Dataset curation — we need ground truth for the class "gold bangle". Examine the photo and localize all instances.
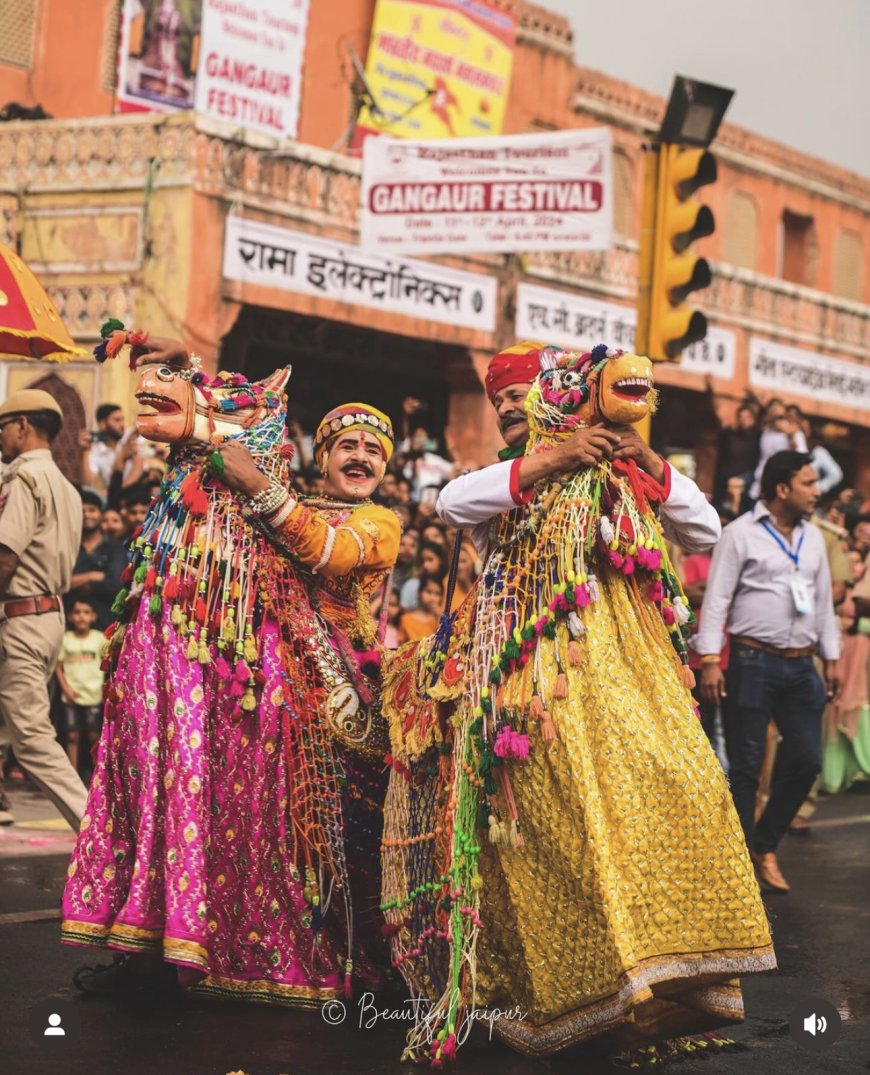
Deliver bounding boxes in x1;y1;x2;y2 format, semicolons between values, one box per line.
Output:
700;654;721;665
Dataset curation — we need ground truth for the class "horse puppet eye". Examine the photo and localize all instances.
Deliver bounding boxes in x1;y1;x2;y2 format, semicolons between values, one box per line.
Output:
156;366;176;382
561;370;581;387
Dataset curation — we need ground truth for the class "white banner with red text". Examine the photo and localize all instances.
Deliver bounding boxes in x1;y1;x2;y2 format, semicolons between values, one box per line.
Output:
194;0;310;138
360;128;613;255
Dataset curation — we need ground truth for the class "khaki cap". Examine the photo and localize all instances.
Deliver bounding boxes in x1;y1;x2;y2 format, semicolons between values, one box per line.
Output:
0;389;64;422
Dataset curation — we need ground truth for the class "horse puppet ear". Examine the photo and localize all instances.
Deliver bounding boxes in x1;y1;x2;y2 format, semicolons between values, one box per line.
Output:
256;365;292;402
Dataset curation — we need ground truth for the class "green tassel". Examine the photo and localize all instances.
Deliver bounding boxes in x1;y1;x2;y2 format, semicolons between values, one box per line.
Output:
110;588;129;616
148;594;162;616
100;317;125;337
133;562;148;585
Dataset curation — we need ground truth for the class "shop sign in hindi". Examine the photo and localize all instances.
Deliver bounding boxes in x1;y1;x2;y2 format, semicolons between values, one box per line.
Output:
354;0;516;144
223;216;497;332
195;0;310;138
361;129;613;256
749;337;870;411
515;282;736;378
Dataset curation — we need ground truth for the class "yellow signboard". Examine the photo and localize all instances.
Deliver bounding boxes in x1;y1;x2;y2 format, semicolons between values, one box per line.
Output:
355;0;516;145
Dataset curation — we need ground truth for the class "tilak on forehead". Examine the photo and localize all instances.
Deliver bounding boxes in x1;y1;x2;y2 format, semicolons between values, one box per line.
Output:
313;402;395;468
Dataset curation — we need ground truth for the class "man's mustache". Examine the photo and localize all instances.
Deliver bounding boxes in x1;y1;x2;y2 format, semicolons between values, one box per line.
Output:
500;411;526;429
341;460;375;477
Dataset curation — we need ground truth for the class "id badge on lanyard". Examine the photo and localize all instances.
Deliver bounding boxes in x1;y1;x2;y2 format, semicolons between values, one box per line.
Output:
761;520;812;615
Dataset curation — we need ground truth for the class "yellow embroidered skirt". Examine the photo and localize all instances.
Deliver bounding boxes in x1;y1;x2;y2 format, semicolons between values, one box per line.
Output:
474;573;776;1056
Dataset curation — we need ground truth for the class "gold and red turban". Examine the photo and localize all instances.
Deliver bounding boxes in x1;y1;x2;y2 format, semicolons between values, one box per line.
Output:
484;340;545;403
313;402;395;465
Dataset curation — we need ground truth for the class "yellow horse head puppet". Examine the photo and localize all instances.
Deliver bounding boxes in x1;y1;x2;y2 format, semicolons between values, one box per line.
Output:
531;341;657;435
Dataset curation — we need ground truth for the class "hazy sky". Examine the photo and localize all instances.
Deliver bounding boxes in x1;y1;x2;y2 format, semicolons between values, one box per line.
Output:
541;0;870;178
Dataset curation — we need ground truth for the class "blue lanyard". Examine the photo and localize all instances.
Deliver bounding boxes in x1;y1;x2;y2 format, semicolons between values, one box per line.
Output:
760;519;805;568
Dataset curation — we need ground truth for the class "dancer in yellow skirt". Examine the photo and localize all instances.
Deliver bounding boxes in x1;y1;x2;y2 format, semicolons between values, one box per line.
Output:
379;343;775;1064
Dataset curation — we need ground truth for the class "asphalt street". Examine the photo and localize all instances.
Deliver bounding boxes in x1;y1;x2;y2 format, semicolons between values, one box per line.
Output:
1;785;868;1075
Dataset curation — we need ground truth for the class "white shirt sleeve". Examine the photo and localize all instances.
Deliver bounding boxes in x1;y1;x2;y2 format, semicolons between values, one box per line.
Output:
436;461;516;528
694;523;741;655
437;461;520;558
659;464;722;553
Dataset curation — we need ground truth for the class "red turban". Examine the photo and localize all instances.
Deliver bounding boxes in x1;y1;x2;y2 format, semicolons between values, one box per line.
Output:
484;340;544;403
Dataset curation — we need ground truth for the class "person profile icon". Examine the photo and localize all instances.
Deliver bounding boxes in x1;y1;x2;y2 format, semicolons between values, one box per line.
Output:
44;1013;65;1037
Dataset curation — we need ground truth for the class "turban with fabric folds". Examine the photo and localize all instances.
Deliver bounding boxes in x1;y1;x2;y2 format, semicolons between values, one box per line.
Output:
313;402;395;465
484;341;545;403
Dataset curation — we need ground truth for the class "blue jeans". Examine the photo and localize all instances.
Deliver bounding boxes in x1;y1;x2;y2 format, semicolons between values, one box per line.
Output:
724;645;826;853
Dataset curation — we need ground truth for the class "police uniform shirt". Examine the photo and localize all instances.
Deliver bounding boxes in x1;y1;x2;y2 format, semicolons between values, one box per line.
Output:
0;449;82;598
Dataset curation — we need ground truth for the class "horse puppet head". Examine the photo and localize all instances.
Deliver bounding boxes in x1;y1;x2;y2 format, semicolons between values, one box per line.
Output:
528;342;656;443
134;363;292;449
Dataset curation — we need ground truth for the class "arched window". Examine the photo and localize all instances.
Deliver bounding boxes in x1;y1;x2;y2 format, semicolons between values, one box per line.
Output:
612;150;635;239
832;230;863;301
723;191;758;270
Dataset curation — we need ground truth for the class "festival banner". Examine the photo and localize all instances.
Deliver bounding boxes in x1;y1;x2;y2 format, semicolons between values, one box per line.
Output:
117;0;203;113
361;128;614;256
749;337;870;411
223;216;498;333
354;0;516;145
515;282;737;379
195;0;310;138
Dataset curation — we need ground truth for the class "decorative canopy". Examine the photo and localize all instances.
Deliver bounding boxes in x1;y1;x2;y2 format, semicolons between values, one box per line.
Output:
0;242;87;362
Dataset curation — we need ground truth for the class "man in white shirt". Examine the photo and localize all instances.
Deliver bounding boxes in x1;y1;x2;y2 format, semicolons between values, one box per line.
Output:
437;342;721;557
697;450;840;894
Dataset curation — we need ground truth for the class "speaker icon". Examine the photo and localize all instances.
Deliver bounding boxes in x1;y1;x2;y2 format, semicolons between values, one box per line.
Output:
791;997;840;1051
803;1013;827;1036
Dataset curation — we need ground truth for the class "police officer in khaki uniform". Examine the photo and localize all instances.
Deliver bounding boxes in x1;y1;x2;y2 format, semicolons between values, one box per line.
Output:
0;389;86;829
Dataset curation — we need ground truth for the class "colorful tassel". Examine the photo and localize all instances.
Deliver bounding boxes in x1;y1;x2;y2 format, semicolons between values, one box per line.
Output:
567;640;585;667
540;711;557;742
241;686;257;711
553;672;568;700
110;588;129;616
529;694;544;721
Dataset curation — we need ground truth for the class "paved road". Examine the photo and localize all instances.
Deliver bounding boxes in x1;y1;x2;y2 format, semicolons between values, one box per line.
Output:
1;785;868;1075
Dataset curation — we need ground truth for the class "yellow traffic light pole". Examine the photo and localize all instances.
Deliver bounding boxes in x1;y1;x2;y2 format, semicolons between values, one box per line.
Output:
634;146;662;444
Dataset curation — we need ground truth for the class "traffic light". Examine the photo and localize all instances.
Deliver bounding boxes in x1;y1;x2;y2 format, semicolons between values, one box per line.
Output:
642;144;718;361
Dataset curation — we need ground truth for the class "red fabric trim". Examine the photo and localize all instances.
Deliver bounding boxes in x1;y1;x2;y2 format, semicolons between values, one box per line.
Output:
509;457;534;506
612;458;667;510
659;459;672;501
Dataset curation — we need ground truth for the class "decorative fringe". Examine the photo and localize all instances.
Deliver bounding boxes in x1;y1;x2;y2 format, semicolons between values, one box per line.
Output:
553;672;568;699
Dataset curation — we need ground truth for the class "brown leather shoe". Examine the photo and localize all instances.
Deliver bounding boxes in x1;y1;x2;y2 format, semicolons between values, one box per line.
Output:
750;850;790;893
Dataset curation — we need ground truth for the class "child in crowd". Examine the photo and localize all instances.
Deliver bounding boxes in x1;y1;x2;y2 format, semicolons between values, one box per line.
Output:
399;574;444;643
55;598;105;780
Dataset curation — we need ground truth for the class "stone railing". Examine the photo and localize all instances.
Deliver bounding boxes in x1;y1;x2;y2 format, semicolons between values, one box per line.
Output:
0;112;195;193
525;244;869;360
